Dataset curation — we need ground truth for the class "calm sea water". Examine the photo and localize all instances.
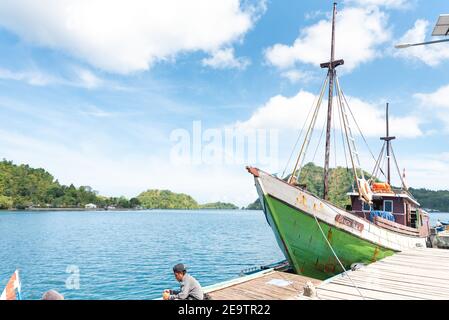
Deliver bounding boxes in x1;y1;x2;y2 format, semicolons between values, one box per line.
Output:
0;210;285;300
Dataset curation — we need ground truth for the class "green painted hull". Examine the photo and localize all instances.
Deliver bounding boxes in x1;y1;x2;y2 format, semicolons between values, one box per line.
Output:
263;194;396;280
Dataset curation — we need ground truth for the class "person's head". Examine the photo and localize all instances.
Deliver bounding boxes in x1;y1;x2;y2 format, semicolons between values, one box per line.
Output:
173;263;187;281
42;290;64;300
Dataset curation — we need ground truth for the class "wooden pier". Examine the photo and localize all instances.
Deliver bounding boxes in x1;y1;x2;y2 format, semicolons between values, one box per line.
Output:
205;248;449;300
205;270;321;300
306;248;449;300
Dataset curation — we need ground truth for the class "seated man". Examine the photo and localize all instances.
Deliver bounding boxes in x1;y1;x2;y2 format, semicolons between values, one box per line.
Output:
163;263;204;300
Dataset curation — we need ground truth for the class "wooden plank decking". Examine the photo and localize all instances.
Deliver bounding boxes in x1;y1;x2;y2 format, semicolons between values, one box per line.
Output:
206;248;449;300
305;248;449;300
205;270;321;300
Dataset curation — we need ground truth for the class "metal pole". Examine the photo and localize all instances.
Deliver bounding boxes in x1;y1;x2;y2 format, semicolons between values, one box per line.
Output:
395;38;449;48
380;103;395;185
386;103;391;185
323;2;337;200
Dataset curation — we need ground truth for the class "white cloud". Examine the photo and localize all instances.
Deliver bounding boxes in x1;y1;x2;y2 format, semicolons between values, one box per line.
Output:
355;151;449;192
394;19;449;66
202;48;250;70
0;67;55;86
344;0;409;9
0;0;259;74
280;70;312;83
414;84;449;132
73;68;104;89
401;152;449;191
235;90;316;131
414;84;449;109
234;89;423;138
79;105;118;118
0;65;110;89
304;10;326;21
264;7;391;73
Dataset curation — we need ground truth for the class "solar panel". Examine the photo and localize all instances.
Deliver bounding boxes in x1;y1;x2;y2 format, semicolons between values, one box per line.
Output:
432;14;449;36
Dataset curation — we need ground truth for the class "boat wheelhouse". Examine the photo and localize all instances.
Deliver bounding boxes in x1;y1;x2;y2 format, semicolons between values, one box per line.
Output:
349;189;422;227
348;188;430;238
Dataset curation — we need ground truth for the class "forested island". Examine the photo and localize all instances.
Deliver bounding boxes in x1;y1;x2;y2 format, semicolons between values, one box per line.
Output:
407;188;449;212
0;159;448;211
136;189;238;210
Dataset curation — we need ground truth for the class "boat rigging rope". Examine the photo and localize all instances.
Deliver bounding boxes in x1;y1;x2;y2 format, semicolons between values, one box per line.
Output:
336;92;351;183
281;76;329;179
336;76;380;167
281;90;318;179
370;142;386;183
373;143;384;181
332;95;338;168
289;75;329;183
390;147;408;190
378;148;388;183
311;203;366;300
335;80;360;190
311;111;327;163
336;76;388;182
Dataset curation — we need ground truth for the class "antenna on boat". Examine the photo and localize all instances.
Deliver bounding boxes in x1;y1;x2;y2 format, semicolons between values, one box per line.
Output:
372;103;410;192
380;103;395;185
322;2;344;200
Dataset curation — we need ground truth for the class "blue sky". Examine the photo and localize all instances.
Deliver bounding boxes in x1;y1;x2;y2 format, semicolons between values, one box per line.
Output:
0;0;448;206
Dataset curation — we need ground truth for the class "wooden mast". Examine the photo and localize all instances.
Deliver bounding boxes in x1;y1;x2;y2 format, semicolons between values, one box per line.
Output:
380;103;396;185
322;2;343;200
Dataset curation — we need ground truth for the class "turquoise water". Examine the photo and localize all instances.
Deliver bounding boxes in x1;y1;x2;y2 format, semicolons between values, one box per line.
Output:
0;210;284;300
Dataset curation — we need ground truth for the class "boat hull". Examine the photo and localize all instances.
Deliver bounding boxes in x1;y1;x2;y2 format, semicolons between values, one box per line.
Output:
263;193;395;279
251;168;427;280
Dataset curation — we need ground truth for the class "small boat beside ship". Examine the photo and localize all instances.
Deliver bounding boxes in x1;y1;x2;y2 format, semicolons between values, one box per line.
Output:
429;220;449;249
432;230;449;249
247;3;430;280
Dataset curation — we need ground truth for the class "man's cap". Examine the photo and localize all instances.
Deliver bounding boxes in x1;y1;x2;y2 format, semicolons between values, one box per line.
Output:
173;263;187;273
42;290;64;300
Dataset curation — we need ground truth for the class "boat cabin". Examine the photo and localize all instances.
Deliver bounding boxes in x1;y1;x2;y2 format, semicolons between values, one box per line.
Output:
347;186;430;236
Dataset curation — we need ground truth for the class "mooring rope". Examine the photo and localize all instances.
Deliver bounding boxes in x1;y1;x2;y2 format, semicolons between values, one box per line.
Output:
310;205;366;300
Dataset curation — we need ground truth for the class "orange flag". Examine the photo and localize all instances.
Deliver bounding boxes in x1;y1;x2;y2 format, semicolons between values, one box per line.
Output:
0;270;22;300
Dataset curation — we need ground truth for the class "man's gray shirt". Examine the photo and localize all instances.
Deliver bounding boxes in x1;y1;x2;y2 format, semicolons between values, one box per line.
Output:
169;273;204;300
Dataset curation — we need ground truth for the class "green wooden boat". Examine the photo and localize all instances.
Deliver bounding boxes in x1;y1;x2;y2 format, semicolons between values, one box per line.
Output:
247;166;429;280
247;3;430;280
